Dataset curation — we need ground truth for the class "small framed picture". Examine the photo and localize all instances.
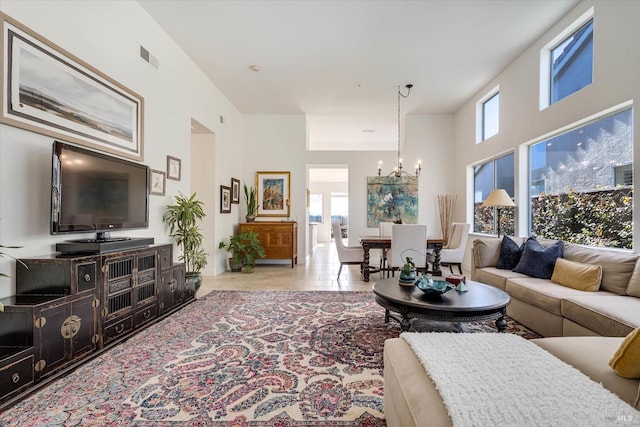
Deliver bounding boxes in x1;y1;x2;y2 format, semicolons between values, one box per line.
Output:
150;169;166;196
220;185;231;213
231;178;240;204
167;156;181;181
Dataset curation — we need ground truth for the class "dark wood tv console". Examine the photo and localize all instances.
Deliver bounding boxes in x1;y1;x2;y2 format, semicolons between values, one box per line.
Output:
0;244;194;409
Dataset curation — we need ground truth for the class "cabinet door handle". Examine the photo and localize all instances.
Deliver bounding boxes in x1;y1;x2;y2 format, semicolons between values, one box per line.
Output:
84;273;91;282
115;324;125;334
12;373;20;383
143;310;151;319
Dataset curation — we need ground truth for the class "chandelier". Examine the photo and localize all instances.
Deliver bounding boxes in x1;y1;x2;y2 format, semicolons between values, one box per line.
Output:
377;84;421;179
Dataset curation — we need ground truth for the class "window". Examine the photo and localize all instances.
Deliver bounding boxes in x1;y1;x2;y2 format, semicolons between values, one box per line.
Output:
330;193;349;226
308;193;323;223
541;9;594;108
482;93;499;140
476;87;499;143
474;153;515;235
529;108;632;249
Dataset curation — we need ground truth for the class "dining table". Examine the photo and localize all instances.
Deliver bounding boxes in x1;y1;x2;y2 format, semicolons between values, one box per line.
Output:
359;235;446;282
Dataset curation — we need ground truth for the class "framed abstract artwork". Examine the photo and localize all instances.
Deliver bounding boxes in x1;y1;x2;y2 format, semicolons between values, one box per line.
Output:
366;176;419;227
0;13;144;160
256;171;290;217
220;185;231;213
166;156;181;180
231;178;240;204
149;170;166;196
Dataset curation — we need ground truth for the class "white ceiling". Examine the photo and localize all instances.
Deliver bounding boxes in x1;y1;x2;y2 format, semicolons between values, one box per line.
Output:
139;0;578;150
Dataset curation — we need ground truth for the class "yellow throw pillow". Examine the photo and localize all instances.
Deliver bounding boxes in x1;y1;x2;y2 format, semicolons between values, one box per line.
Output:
609;327;640;378
550;258;602;291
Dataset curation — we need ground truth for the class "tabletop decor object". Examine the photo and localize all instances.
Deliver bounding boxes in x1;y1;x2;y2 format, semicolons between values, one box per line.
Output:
398;256;417;285
415;275;454;295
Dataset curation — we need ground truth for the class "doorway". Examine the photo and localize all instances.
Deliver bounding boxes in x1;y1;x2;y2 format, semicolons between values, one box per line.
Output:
307;166;349;244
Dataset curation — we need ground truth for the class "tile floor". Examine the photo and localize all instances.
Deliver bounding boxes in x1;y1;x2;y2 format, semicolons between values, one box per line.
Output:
197;239;382;297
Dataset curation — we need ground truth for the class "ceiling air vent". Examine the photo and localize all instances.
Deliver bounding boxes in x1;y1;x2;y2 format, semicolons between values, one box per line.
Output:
139;45;159;71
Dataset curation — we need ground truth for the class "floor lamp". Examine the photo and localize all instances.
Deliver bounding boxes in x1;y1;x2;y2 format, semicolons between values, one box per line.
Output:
482;189;516;237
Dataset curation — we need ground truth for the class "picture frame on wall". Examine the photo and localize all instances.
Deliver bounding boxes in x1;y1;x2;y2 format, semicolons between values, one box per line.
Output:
167;156;181;181
231;178;240;204
220;185;231;213
150;170;166;196
256;171;290;217
0;13;145;161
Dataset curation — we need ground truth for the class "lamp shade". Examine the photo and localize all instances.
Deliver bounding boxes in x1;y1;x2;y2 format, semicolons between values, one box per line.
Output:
482;189;515;207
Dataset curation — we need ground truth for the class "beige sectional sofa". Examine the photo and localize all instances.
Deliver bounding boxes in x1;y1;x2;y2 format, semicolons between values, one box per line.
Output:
384;335;640;426
471;237;640;337
383;237;640;426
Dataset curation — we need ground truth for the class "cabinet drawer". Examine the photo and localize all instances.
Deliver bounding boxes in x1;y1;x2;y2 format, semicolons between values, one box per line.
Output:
103;316;133;344
159;246;172;270
134;303;158;328
76;261;97;294
0;355;33;399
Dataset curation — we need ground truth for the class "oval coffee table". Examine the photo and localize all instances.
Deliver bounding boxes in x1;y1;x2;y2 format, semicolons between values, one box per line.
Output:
372;277;511;332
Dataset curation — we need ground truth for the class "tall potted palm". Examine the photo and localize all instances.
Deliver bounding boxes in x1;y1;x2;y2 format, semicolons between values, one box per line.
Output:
163;192;208;291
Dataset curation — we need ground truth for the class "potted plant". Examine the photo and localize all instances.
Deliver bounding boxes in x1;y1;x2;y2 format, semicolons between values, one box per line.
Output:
398;256;417;285
244;184;257;222
218;231;265;273
218;235;245;272
163;192;208;292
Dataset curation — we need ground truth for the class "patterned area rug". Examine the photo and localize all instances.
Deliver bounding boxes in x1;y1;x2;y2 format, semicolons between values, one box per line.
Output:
0;291;539;426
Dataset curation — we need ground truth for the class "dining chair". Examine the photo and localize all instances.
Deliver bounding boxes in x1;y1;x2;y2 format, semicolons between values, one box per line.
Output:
379;221;394;274
332;222;364;279
390;224;427;275
439;223;471;274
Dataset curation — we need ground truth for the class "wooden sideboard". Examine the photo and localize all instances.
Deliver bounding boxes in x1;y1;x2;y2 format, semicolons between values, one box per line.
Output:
239;222;298;267
0;244;194;409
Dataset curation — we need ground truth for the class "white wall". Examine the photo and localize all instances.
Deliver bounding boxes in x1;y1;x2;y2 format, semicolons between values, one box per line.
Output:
0;0;244;296
452;0;640;269
243;113;455;262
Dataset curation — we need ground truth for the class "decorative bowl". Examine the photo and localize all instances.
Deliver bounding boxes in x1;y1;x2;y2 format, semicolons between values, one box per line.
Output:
415;276;454;295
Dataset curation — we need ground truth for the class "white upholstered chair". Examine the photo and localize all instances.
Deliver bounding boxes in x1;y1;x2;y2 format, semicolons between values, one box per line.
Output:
332;222;364;279
440;223;470;274
390;224;427;275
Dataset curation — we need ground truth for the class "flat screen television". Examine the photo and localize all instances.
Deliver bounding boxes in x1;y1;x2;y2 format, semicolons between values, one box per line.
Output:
51;141;149;241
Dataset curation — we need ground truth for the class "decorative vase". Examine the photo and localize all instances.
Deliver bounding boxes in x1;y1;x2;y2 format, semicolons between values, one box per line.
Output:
398;269;416;286
245;214;256;222
229;258;243;272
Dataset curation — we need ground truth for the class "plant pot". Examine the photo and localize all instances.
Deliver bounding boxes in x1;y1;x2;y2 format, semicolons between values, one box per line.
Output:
243;264;255;274
398;269;416;286
228;258;243;272
185;272;202;293
245;214;256;222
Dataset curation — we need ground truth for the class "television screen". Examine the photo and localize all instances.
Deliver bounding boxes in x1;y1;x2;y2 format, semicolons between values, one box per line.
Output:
51;141;149;238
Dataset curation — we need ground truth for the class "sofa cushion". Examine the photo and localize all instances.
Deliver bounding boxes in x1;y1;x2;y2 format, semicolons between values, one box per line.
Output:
472;238;503;269
475;267;530;291
609;327;640;379
561;295;640;337
506;277;607;317
551;258;602;292
497;236;525;270
533;337;639;410
514;237;563;279
563;243;638;296
626;260;640;298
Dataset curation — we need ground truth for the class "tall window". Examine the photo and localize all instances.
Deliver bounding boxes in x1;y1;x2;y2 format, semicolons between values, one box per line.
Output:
308;193;323;223
474;153;515;235
548;18;593;105
476;87;499;143
482;92;500;140
529;108;633;249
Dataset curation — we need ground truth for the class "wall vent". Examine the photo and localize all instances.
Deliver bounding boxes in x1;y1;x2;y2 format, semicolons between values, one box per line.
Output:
139;45;159;71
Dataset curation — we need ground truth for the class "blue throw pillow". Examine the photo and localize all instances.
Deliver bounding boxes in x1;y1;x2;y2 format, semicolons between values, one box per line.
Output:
497;236;525;270
513;237;564;279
